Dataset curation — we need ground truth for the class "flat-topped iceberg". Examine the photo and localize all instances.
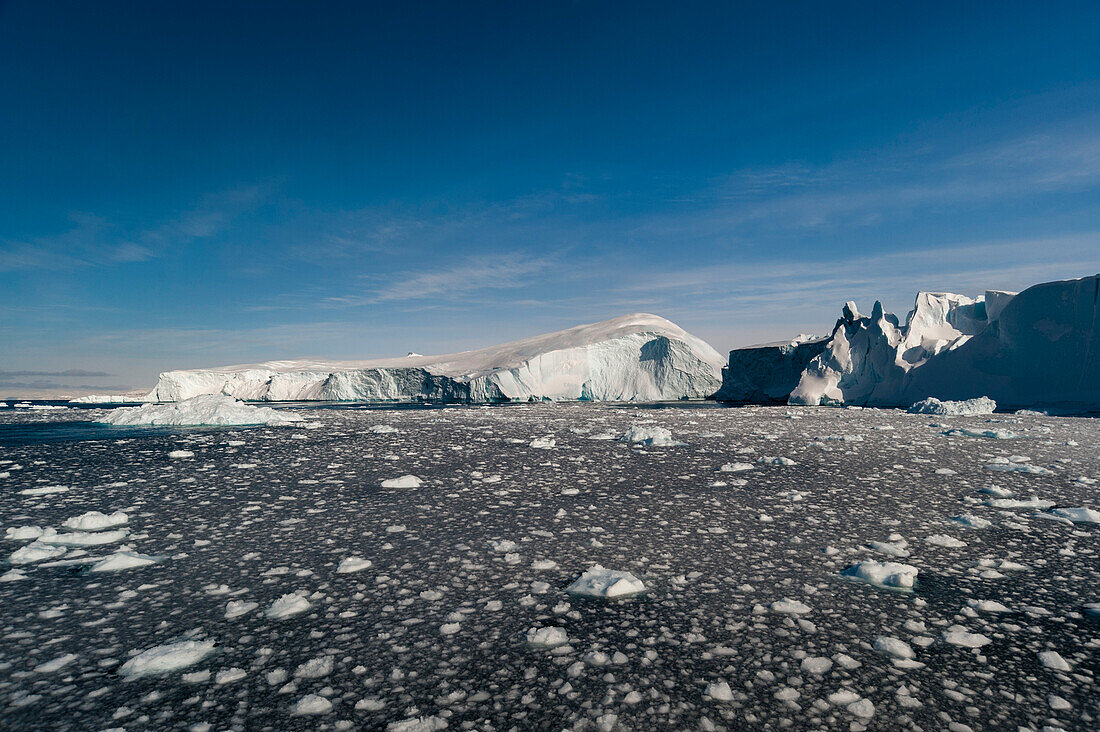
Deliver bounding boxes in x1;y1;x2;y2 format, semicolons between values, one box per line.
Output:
143;314;724;403
101;395;303;427
565;565;646;598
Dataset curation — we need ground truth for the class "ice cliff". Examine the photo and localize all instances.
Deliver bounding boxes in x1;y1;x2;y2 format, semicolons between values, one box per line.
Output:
145;314;725;403
717;274;1100;411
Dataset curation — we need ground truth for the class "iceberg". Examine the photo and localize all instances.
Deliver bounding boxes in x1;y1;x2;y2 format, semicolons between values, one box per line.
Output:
143;314;724;403
101;395;303;426
718;275;1100;411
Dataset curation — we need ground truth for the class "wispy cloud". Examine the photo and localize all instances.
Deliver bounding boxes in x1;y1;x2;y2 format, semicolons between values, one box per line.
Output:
0;185;265;272
325;252;559;306
0;369;113;378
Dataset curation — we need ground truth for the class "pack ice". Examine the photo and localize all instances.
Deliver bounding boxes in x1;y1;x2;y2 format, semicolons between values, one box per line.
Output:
142;314;724;403
716;274;1100;410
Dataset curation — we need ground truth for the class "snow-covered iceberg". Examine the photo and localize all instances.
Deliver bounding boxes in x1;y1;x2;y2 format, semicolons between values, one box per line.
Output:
143;314;724;403
718;274;1100;411
102;395;303;426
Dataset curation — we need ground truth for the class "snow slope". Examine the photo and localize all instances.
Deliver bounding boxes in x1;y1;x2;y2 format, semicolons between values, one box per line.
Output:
720;274;1099;410
144;314;725;403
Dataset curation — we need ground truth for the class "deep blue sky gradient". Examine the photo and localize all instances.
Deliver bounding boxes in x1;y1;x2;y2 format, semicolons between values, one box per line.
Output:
2;1;1100;393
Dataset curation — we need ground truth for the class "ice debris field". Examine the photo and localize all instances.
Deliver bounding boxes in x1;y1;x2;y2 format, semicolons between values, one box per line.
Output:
0;400;1097;731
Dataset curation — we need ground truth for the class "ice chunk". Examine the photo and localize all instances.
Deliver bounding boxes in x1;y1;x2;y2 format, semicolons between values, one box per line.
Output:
873;636;915;660
706;681;734;701
102;394;303;427
225;600;259;619
617;426;685;447
35;528;128;546
118;640;216;678
62;511;128;531
91;551;162;572
1048;507;1100;523
525;626;568;648
34;653;78;673
265;593;312;619
1038;650;1071;670
336;557;373;573
565;565;646;598
380;475;422;489
291;694;333;715
840;561;918;590
9;542;67;565
5;526;45;541
941;627;992;648
386;716;448;732
909;397;996;416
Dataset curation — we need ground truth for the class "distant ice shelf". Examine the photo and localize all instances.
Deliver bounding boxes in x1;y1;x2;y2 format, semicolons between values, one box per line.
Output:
142;314;725;403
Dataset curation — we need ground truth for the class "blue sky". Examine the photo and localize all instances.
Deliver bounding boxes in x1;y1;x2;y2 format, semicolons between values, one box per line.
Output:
2;1;1100;394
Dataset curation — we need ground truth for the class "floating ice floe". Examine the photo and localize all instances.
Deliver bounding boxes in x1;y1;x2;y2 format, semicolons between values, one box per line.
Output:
528;436;556;449
34;653;78;673
840;560;918;590
982;497;1055;510
617;426;685;447
292;694;333;715
62;510;128;531
34;528;129;546
225;600;259;619
168;450;194;459
5;526;45;541
706;681;734;701
18;485;69;496
909;397;996;416
719;462;754;472
942;627;992;648
9;543;67;564
768;599;811;614
757;456;797;466
368;424;399;434
565;565;646;598
983;458;1053;475
942;428;1018;439
924;534;966;548
525;626;568;648
118;639;216;678
102;394;303;427
265;593;312;619
386;716;448;732
873;636;915;660
90;550;162;572
1047;507;1100;524
336;557;373;573
1038;650;1072;670
380;475;422;489
952;514;992;529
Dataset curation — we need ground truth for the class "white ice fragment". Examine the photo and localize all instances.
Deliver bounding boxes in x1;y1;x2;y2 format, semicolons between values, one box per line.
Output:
62;511;128;531
168;450;195;459
118;640;216;678
924;534;966;548
840;561;918;590
9;542;67;565
769;599;811;615
5;526;45;541
380;475;422;489
528;436;556;449
941;627;992;648
908;397;996;416
291;694;333;715
103;395;302;426
265;593;311;619
873;636;915;660
525;626;568;648
618;426;685;447
1037;650;1071;671
294;656;333;679
386;716;448;732
705;681;734;701
34;653;78;673
336;557;373;573
224;600;259;619
952;514;991;529
565;565;645;598
1048;507;1100;523
91;551;162;572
